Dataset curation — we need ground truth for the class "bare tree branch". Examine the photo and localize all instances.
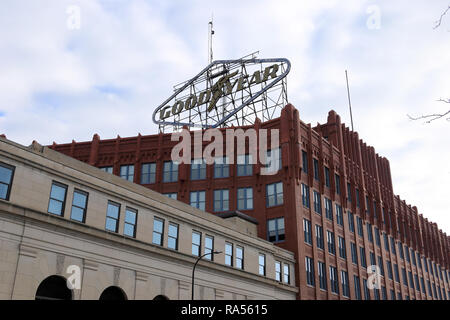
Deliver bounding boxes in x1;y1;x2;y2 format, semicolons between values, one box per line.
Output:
407;99;450;123
434;5;450;29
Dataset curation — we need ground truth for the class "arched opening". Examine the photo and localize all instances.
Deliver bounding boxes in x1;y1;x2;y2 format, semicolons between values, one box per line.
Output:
35;275;72;300
99;286;127;300
153;294;169;300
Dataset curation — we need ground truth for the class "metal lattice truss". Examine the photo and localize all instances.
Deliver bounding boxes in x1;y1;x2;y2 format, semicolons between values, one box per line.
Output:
152;57;291;133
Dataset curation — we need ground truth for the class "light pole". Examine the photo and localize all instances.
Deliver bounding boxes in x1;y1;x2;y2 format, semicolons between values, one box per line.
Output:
191;251;221;300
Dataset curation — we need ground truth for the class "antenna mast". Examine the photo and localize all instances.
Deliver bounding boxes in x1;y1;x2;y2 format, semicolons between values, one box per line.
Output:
208;15;214;64
345;70;354;131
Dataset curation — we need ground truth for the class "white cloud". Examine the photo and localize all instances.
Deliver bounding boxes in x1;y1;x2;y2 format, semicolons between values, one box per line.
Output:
0;0;449;233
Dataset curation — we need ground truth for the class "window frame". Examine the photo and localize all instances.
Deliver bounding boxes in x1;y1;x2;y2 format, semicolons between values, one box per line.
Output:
192;230;202;257
152;216;165;246
123;207;138;238
105;200;121;233
140;162;156;184
267;217;285;243
70;189;89;223
0;162;15;201
47;181;68;217
119;164;135;182
168;222;179;250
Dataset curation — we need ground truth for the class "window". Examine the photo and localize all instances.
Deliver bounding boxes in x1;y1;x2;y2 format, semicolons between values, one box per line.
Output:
324;197;333;220
338;236;346;259
305;256;315;286
190;190;206;211
387;261;393;280
402;268;407;286
370;252;376;266
427;280;432;296
415;274;420;292
237;154;252;176
341;271;350;297
214;157;229;178
163;161;178;182
394;264;400;283
140;163;156;184
48;182;68;216
120;164;134;182
337;208;345;228
225;242;233;266
191;158;206;180
411;249;416;266
347;210;353;231
351;242;357;264
347;183;352;203
408;271;414;289
390;289;396;300
313;158;319;180
398;243;404;259
367;223;373;242
124;207;137;238
420;277;426;294
313;191;321;214
335;174;341;194
164;192;177;200
192;231;202;256
266;182;283;207
70;189;88;223
329;266;339;294
383;233;389;251
283;264;290;284
0;162;14;200
302;151;308;173
357;216;363;237
304;219;312;245
258;254;266;276
213;189;229;212
237;187;253;210
381;286;387;300
378;256;384;276
267;217;285;242
152;217;164;245
316;225;324;249
375;227;380;246
204;235;214;260
363;279;370;300
236;246;244;269
105;201;120;233
405;245;410;262
266;148;281;172
100;166;113;174
354;276;361;300
390;237;396;255
275;261;281;281
318;261;327;290
360;247;367;268
168;223;179;250
355;188;360;208
327;231;336;255
301;183;310;208
374;287;380;300
324;166;330;187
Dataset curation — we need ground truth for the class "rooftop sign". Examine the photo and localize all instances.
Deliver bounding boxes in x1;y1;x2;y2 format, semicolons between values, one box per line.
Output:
152;58;291;131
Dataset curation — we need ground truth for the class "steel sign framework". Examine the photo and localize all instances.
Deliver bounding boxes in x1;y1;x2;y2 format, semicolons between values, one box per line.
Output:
152;57;291;132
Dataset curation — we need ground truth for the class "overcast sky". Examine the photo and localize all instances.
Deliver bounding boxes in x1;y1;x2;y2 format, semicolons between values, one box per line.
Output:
1;0;449;233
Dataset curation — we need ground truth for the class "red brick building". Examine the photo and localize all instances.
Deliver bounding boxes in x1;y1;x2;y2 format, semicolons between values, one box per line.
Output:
49;104;450;300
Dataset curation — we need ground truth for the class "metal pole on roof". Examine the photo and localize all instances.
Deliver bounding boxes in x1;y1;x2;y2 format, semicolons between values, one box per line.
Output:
345;70;354;131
